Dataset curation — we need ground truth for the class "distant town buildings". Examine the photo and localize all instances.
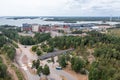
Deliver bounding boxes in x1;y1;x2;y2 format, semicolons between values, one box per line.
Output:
91;24;111;31
21;23;112;33
22;23;71;33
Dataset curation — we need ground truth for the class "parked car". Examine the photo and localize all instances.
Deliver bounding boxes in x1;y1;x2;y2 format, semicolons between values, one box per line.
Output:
56;66;62;70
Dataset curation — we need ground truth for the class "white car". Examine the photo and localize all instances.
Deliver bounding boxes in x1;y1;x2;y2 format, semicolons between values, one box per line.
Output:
56;66;62;70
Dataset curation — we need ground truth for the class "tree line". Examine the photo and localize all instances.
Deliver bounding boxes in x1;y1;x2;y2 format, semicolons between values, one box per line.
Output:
19;33;51;45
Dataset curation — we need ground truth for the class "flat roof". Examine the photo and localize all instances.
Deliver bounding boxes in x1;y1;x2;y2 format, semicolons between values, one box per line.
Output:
38;48;73;60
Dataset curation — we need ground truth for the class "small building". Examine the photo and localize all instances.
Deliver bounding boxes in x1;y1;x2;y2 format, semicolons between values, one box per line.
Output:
63;25;71;33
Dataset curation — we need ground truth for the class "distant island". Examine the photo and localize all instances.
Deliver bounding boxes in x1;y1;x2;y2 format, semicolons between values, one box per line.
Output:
5;16;120;22
44;17;120;22
6;17;40;20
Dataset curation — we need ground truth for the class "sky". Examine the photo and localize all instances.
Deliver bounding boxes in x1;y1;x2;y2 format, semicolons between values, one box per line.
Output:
0;0;120;16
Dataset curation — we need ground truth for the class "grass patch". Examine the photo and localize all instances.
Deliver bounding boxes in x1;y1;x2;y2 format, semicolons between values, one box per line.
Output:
107;28;120;37
47;60;52;63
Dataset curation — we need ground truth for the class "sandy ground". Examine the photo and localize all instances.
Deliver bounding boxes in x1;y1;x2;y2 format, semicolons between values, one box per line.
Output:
87;49;95;64
64;65;88;80
22;55;28;64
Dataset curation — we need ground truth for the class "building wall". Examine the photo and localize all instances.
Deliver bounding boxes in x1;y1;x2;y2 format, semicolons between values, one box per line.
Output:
95;25;111;29
22;23;32;32
32;24;39;32
23;27;32;31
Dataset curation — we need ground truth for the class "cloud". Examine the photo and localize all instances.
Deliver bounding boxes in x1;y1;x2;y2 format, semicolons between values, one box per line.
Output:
0;0;120;16
64;0;120;16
